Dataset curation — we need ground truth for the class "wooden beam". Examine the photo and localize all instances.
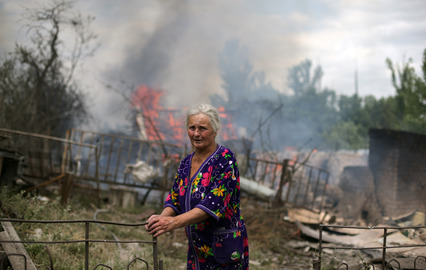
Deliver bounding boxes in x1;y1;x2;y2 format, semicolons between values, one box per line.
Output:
0;222;37;270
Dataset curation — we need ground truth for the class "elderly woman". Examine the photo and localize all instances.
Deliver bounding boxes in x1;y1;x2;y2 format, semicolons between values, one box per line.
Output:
146;104;249;269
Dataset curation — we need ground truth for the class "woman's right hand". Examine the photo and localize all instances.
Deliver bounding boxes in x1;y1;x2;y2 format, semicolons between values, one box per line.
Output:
145;214;176;237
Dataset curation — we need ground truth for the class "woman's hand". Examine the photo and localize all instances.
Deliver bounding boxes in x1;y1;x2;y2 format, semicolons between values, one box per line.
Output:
145;215;176;237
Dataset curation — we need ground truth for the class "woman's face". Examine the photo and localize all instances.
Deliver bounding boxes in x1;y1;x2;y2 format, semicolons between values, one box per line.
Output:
187;113;217;152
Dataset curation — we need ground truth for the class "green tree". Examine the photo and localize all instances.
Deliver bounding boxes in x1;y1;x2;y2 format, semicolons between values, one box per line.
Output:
284;60;338;150
0;0;96;137
386;50;426;133
287;59;323;96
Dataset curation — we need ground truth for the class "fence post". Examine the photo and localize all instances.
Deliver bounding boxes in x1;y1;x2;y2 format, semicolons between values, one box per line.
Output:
85;221;90;270
274;159;289;205
313;225;323;270
382;228;387;269
153;236;158;270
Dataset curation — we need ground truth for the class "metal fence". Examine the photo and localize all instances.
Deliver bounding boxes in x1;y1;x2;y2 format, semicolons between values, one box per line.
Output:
67;129;185;191
0;219;163;270
0;128;187;204
0;128;98;181
313;224;426;270
246;157;329;211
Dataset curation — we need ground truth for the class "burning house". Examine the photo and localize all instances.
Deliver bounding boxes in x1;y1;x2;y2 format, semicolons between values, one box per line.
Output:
131;85;238;146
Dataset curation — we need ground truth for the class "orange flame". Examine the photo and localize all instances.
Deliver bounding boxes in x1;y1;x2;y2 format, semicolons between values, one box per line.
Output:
217;106;237;141
131;86;238;144
131;85;185;143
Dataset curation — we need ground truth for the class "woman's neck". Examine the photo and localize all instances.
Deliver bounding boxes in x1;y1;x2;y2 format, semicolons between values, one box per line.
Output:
193;143;217;162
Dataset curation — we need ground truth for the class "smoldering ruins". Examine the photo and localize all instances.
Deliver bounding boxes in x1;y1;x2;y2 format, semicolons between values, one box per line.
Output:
0;90;425;269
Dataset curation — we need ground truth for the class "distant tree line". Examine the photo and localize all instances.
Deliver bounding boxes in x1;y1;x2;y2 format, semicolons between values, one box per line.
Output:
211;40;426;151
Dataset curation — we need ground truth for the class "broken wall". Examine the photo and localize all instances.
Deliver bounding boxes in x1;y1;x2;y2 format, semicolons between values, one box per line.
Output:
369;128;426;218
337;166;382;223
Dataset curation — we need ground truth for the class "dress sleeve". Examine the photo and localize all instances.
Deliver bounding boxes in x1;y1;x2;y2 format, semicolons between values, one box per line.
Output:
164;172;182;215
194;149;240;221
164;155;191;215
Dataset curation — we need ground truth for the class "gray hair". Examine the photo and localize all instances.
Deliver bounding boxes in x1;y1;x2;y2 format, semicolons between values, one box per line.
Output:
185;104;221;132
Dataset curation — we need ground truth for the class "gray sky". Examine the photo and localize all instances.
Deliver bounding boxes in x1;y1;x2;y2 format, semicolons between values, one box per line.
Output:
1;0;426;130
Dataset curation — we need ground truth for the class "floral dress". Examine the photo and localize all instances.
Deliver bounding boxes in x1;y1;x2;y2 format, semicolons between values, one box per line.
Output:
164;145;249;270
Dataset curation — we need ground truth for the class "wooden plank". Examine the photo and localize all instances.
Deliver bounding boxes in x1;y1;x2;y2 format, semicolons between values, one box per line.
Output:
0;222;37;270
26;173;66;193
287;208;320;224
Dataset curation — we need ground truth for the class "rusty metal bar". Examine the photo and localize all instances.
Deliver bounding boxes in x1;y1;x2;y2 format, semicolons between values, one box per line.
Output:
85;221;90;270
123;140;134;184
68;129;76;174
252;159;259;180
104;136;115;182
260;162;268;185
127;258;149;269
271;163;279;188
302;166;313;207
387;258;400;269
274;159;288;204
414;256;426;269
318;170;329;212
137;141;145;162
94;264;112;269
61;129;70;173
318;225;323;269
284;160;293;204
293;166;304;205
382;227;387;270
95;147;101;207
311;169;322;209
38;143;44;178
336;262;348;269
113;138;124;182
98;135;106;180
47;139;54;176
0;219;159;269
76;130;85;175
153;235;158;270
26;135;35;176
84;131;96;175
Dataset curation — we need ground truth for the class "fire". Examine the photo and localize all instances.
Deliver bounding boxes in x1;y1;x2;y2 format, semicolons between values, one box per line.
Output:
217;106;237;141
131;85;185;143
130;86;238;144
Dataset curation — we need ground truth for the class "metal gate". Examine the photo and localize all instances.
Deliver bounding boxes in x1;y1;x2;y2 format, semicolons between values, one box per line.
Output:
0;218;163;270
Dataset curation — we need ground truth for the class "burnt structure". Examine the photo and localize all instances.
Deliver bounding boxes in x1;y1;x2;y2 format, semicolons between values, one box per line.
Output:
337;128;426;221
369;128;426;217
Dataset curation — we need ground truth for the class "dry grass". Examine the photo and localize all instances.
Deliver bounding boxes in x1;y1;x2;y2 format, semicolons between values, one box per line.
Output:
0;188;317;269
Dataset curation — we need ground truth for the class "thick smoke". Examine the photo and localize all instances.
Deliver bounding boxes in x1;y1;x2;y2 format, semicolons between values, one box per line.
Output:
113;1;190;88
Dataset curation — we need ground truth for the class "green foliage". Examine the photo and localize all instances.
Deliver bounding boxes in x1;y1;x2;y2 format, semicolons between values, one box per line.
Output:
386;51;426;133
213;40;426;151
323;121;366;150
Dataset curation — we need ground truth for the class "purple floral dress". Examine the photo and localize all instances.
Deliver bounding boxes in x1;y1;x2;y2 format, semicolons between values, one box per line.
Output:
164;145;249;270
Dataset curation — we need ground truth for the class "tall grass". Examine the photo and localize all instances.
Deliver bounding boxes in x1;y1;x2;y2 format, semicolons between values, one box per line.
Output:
0;187;187;269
